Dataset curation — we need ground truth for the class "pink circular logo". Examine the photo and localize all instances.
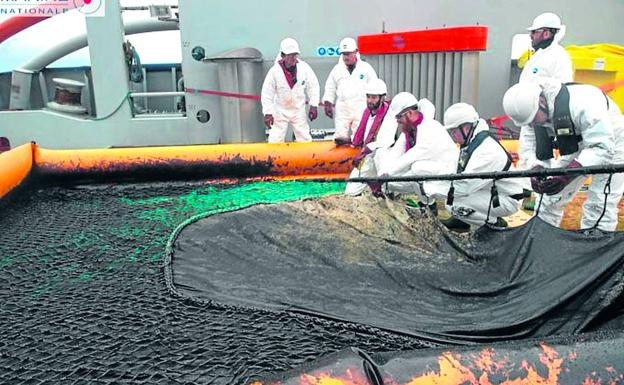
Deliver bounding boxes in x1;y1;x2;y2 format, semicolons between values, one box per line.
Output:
73;0;103;15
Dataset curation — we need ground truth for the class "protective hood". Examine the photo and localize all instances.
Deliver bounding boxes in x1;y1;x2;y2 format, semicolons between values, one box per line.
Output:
469;118;490;141
536;77;563;117
553;24;566;45
417;98;436;121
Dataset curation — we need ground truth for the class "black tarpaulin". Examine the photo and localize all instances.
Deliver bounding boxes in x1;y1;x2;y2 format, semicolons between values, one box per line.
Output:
169;195;624;343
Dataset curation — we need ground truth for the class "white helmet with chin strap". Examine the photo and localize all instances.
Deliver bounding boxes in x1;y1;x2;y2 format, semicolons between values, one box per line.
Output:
443;103;480;130
502;83;542;126
364;78;387;96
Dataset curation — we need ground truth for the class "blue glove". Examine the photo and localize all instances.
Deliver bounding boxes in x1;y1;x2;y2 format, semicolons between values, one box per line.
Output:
540;160;583;195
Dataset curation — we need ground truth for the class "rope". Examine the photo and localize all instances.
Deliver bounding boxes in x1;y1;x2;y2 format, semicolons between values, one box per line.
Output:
346;164;624;184
485;180;495;225
592;174;613;229
90;92;132;121
185;87;261;101
535;192;544;217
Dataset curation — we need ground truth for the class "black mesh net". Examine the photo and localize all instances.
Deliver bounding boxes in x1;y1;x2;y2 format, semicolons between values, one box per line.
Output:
0;180;440;385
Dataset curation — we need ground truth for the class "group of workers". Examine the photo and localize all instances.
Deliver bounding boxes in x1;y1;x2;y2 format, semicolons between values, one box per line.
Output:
260;12;624;232
261;36;376;144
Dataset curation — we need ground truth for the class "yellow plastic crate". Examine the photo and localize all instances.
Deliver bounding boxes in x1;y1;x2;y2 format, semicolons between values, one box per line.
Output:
566;44;624;111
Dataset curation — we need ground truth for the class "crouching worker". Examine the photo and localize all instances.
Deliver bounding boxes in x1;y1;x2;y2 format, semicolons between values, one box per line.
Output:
375;92;459;206
441;103;525;231
504;80;621;231
345;78;390;196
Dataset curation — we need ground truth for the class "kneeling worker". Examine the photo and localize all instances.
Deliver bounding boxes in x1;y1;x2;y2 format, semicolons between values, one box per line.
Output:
345;78;390;196
442;103;525;231
375;92;459;205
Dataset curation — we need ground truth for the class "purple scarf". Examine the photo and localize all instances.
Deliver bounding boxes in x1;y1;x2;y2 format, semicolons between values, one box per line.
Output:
279;60;297;89
352;100;390;147
403;111;423;151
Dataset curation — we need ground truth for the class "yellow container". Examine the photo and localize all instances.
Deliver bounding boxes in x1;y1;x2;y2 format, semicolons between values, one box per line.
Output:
566;44;624;111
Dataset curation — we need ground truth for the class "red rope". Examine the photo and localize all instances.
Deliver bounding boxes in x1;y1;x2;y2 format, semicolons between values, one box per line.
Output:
185;87;261;101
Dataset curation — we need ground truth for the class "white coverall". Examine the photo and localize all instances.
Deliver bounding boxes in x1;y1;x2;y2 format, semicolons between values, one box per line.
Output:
261;59;320;143
518;28;574;170
322;55;377;140
375;99;459;204
344;100;402;196
518;28;573;84
448;119;525;226
522;81;622;231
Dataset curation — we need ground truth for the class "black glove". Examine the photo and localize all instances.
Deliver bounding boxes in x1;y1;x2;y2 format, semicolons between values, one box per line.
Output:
334;137;352;146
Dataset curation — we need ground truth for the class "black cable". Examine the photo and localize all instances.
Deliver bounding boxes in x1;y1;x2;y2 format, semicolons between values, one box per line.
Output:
485;181;494;225
535;192;543;217
592;174;613;230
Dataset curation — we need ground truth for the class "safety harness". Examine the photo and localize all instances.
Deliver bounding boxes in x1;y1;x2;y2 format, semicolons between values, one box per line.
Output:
535;83;610;160
457;130;512;173
448;129;515;206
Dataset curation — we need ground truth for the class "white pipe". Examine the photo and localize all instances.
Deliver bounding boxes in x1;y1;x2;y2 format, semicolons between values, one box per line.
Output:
121;6;179;10
19;19;179;72
129;91;184;98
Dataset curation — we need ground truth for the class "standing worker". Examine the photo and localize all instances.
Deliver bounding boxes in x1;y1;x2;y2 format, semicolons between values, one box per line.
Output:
322;37;378;145
518;13;574;170
519;12;573;83
261;38;320;143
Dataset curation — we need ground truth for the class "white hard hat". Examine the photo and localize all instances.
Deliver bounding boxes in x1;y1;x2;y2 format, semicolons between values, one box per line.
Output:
527;12;562;31
280;37;300;55
502;83;542;126
443;103;479;130
364;78;387;95
391;92;419;117
339;37;357;53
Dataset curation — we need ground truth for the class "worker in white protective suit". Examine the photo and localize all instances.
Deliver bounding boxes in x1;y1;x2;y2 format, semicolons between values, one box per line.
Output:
375;92;459;206
261;38;320;143
517;12;574;170
503;79;624;231
441;103;526;231
519;12;573;83
344;78;390;196
322;37;378;145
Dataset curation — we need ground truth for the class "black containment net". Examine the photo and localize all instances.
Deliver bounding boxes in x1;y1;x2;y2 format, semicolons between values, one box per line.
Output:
3;179;624;384
0;180;439;385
